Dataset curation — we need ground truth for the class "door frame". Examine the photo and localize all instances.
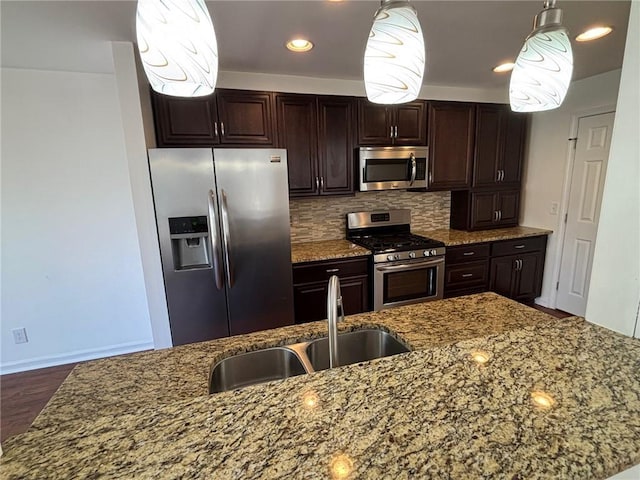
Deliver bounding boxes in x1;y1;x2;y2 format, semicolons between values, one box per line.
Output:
548;105;616;309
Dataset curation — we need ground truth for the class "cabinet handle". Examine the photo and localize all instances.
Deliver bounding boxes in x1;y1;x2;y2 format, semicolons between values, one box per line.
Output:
326;268;340;273
462;273;473;278
500;170;505;182
514;244;525;249
220;122;225;137
497;210;502;221
390;126;394;139
320;176;324;191
428;172;432;184
214;122;218;137
463;252;475;256
496;170;501;182
315;176;320;192
394;125;398;138
493;211;499;222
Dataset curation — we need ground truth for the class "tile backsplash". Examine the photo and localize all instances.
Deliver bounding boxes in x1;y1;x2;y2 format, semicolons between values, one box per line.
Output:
290;190;451;243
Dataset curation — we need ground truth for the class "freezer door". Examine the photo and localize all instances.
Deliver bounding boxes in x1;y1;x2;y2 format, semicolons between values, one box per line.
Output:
148;148;229;345
213;148;294;335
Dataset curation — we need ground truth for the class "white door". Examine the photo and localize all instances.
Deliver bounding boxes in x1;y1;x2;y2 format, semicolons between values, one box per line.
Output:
556;112;615;316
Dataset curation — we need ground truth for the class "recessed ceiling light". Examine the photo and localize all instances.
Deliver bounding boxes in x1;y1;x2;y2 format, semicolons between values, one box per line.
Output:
576;26;613;42
286;38;314;52
493;62;515;73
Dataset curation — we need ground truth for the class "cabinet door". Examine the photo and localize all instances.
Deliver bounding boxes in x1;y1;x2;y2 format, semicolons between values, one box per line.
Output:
501;111;527;186
276;95;318;197
470;191;498;230
216;90;275;145
394;101;427;145
317;97;355;196
513;252;544;301
340;274;370;316
428;101;475;190
151;92;219;146
357;100;392;145
473;104;503;187
489;256;516;297
497;190;520;227
293;281;327;323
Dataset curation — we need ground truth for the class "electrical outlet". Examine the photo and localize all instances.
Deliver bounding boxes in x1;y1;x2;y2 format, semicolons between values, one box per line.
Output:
12;328;28;344
550;202;559;215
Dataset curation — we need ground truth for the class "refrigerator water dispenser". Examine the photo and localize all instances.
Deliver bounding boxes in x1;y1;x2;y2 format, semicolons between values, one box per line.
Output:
169;216;210;270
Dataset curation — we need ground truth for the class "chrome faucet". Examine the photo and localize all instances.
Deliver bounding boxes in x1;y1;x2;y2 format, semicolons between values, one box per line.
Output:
327;275;344;369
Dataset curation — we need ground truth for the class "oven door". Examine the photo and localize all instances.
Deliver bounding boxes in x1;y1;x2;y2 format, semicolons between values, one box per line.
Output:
374;256;444;311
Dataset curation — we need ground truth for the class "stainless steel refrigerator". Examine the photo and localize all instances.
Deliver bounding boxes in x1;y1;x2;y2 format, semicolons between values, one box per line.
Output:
148;148;294;346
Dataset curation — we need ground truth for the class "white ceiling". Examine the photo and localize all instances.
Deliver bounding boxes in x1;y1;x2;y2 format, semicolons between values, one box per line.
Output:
0;0;631;89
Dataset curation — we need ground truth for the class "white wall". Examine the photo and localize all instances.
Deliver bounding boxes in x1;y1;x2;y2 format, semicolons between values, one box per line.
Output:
520;69;622;307
585;0;640;337
0;67;154;374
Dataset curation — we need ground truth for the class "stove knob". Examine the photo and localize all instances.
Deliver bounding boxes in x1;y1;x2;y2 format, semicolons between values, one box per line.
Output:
408;251;416;259
387;255;395;261
430;249;438;256
423;250;430;257
394;254;400;261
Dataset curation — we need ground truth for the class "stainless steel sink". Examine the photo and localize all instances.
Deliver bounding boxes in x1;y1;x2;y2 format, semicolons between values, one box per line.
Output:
209;347;307;393
209;328;411;393
305;329;411;371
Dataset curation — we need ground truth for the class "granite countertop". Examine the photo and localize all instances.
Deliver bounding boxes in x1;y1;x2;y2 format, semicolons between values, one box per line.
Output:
291;239;370;263
417;226;553;247
3;293;640;479
291;227;552;263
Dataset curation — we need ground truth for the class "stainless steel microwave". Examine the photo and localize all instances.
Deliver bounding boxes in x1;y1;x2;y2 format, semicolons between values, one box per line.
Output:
359;146;428;191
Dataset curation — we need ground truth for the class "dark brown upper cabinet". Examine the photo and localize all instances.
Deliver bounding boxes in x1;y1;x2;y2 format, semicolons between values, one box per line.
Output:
450;188;520;231
427;101;475;191
357;99;427;146
151;89;275;147
276;94;354;198
473;104;527;188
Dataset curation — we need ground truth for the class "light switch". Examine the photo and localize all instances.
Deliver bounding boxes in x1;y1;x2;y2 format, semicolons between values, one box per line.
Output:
550;202;559;215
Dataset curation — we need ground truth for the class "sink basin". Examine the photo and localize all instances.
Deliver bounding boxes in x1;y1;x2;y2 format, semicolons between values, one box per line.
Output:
305;328;410;371
209;347;306;393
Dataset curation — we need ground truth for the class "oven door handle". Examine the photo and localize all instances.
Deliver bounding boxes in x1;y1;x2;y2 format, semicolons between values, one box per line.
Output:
409;153;417;187
376;258;444;272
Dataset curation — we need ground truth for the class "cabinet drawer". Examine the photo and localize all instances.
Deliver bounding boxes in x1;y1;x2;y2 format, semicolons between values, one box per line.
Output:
491;236;547;257
445;261;489;290
293;257;369;284
445;243;490;264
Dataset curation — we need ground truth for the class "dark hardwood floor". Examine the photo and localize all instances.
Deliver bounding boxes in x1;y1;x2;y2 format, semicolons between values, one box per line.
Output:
1;362;77;442
0;303;572;443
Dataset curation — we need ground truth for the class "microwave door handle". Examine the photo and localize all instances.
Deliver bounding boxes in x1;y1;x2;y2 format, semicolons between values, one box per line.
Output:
409;153;417;186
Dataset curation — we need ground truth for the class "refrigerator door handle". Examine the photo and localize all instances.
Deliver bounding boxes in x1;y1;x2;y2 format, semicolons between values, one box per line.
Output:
207;190;224;290
220;189;234;288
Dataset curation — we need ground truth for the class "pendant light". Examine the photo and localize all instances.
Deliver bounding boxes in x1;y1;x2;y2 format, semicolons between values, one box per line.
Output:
364;0;425;105
509;0;573;112
136;0;218;97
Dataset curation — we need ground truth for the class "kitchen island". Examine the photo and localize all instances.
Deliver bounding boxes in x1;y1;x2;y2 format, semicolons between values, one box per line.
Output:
2;293;639;479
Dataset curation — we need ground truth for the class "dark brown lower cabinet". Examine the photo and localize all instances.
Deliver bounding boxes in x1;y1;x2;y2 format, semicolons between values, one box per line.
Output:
489;236;547;302
445;235;547;303
444;243;490;298
292;257;370;323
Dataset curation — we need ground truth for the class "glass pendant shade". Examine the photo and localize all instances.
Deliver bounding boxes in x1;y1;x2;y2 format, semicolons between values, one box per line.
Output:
364;1;425;105
136;0;218;97
509;2;573;112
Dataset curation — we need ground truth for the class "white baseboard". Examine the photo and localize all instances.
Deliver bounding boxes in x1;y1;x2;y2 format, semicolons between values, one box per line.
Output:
534;295;553;309
0;340;154;375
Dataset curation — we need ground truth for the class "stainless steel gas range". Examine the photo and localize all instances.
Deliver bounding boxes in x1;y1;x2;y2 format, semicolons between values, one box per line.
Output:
346;209;446;311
